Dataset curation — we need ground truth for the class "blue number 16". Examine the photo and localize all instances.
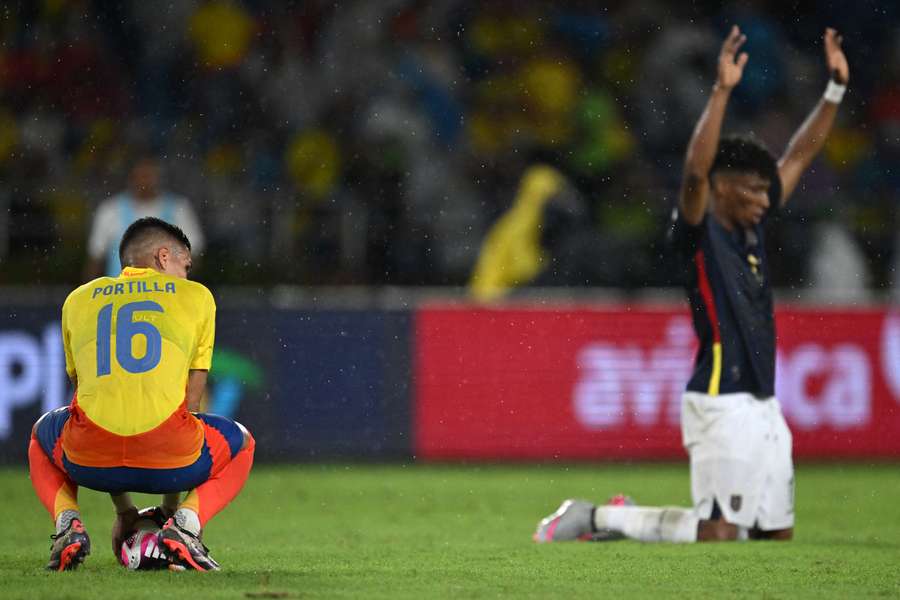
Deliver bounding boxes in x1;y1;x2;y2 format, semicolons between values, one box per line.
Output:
96;301;164;376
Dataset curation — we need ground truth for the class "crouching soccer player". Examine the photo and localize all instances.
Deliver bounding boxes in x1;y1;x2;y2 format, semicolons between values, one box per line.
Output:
535;26;848;543
28;217;255;571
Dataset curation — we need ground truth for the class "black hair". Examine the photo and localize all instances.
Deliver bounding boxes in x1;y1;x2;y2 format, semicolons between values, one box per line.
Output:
119;217;191;267
710;134;781;202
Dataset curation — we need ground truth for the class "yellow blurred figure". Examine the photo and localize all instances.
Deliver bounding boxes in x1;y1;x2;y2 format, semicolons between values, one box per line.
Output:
469;165;566;301
284;129;341;201
189;0;255;69
522;57;581;116
823;127;870;173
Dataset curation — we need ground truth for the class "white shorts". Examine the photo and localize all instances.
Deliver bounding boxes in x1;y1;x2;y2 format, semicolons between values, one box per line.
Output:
681;392;794;531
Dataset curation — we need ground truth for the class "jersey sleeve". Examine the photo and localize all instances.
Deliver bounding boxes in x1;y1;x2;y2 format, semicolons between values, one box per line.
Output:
190;287;216;371
668;208;706;259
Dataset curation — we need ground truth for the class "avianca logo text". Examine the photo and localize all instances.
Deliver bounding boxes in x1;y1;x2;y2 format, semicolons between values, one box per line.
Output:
572;316;873;431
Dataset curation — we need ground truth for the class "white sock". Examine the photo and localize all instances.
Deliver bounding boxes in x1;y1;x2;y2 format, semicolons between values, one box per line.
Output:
55;509;81;534
173;507;202;536
594;506;698;543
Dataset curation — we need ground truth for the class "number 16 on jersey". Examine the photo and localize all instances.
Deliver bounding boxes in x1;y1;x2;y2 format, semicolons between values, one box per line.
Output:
96;301;164;376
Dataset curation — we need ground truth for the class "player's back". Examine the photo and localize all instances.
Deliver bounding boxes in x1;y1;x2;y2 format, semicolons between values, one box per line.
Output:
60;266;215;468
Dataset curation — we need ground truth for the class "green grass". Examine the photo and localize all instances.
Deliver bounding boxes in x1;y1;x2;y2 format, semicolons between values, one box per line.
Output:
2;463;899;599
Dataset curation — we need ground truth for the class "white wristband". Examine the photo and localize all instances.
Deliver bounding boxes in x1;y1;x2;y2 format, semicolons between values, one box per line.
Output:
823;80;847;104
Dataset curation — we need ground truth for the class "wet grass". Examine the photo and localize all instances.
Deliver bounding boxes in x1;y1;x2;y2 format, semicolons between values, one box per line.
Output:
2;463;898;599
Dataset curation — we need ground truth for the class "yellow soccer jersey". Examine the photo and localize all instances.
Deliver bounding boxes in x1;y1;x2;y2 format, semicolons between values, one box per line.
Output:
62;267;215;438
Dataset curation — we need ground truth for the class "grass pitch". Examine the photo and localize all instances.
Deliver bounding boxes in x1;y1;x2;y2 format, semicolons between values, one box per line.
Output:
2;463;898;599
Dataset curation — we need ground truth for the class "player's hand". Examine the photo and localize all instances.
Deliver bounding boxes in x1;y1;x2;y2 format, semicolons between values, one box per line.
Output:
111;506;140;558
716;25;748;90
824;28;849;85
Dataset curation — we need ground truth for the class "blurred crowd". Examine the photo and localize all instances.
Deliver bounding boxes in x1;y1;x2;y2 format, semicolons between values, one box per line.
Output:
0;0;898;297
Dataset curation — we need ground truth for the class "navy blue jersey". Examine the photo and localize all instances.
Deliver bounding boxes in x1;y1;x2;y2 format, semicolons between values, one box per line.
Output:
670;206;777;398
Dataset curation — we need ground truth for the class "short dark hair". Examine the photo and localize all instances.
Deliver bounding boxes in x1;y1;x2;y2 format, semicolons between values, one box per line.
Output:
710;134;781;201
119;217;191;267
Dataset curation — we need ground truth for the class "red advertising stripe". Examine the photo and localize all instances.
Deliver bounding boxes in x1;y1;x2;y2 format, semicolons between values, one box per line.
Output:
414;305;900;460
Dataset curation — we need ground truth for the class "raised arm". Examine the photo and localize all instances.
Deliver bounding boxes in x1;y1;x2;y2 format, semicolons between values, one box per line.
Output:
679;26;748;225
778;28;849;204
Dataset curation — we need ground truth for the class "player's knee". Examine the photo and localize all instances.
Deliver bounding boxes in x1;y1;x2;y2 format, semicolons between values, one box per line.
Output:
31;410;51;437
762;527;793;541
699;518;739;542
748;525;793;541
713;520;739;541
235;421;254;452
241;430;255;452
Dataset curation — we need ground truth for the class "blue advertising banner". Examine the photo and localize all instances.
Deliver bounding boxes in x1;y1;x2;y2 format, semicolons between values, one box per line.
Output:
0;306;412;463
0;307;70;463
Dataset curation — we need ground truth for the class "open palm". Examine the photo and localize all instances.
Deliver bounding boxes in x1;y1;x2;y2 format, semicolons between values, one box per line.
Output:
717;25;748;89
824;28;849;84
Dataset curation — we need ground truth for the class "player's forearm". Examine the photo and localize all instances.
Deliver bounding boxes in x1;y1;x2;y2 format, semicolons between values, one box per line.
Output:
684;85;731;179
162;492;180;514
110;493;137;514
679;85;731;222
185;369;208;412
778;98;839;196
779;28;848;203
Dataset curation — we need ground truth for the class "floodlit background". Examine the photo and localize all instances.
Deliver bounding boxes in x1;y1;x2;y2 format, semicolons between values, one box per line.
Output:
0;0;897;297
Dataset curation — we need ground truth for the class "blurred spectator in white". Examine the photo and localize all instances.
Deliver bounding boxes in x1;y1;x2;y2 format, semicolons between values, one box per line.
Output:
84;155;205;280
807;222;872;304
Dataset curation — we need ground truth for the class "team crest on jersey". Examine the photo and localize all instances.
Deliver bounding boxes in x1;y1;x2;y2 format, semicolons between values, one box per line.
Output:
730;495;742;512
747;253;763;284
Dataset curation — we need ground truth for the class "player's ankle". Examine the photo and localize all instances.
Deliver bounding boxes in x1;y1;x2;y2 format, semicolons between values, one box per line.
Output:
55;509;81;535
173;507;202;536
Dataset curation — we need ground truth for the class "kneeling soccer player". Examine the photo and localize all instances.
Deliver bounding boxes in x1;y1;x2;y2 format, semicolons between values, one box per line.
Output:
28;217;255;570
535;26;848;544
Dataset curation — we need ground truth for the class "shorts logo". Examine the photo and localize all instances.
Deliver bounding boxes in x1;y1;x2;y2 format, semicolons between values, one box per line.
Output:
730;495;742;512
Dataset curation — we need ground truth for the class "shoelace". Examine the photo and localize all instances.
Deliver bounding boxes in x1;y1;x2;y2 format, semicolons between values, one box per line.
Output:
49;525;70;545
167;521;212;554
185;529;211;554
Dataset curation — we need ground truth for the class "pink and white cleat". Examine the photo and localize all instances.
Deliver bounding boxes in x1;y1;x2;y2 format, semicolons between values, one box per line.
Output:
533;495;636;543
533;499;595;542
